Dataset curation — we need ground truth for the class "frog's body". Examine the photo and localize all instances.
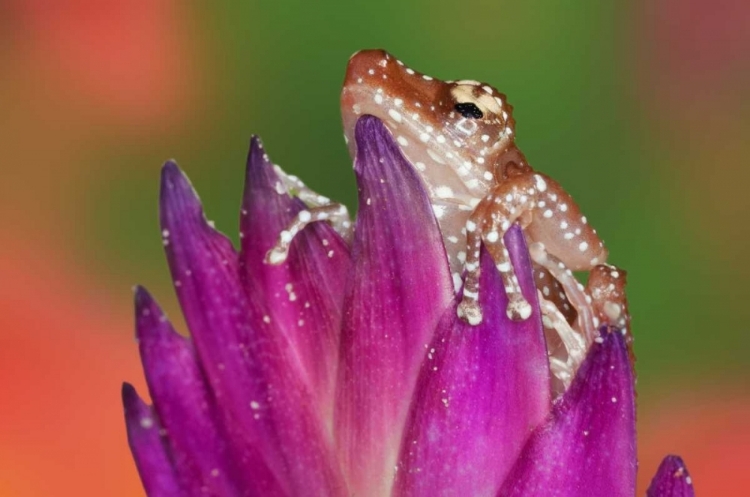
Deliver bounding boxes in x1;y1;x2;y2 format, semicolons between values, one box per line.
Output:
341;50;607;324
266;49;609;327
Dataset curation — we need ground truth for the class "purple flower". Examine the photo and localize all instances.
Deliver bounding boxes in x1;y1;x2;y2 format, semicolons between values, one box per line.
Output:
123;116;695;496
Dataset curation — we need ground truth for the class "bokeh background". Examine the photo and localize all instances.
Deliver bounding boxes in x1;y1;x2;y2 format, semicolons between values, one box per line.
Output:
1;1;748;495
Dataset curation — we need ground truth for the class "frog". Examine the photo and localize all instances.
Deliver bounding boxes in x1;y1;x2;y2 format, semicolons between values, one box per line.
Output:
265;49;608;327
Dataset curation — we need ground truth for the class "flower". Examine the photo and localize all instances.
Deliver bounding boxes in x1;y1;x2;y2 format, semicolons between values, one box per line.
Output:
123;115;695;496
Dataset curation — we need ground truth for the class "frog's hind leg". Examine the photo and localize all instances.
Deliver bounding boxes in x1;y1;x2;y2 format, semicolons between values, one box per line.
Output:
538;293;587;389
533;263;577;325
265;203;351;265
587;264;634;365
264;164;352;265
273;164;329;206
273;164;353;235
528;242;597;344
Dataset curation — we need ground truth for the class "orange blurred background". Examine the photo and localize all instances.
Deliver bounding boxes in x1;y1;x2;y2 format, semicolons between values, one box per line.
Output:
0;1;748;495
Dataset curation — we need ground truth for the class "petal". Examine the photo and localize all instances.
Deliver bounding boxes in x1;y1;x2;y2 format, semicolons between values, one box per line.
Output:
122;383;181;497
134;286;283;496
159;162;346;495
334;115;455;495
498;328;637;497
239;137;350;419
394;226;551;496
646;456;695;497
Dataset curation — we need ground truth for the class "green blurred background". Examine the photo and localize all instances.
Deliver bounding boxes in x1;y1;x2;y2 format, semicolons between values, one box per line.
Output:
1;1;748;495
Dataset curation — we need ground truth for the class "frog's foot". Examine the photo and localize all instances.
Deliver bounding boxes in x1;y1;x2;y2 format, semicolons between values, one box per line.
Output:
507;296;533;321
539;291;587;388
265;203;351;265
528;242;596;344
457;299;483;326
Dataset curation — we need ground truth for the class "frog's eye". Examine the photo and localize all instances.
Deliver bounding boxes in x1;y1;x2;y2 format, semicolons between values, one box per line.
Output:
454;102;484;119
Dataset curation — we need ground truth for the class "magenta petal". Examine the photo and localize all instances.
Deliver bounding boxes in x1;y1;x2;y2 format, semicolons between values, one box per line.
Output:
498;328;637;497
334;116;455;495
134;286;282;496
122;383;181;497
394;226;551;496
239;137;350;418
647;456;695;497
159;162;346;496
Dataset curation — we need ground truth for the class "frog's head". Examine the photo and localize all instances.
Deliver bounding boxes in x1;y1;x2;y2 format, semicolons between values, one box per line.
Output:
341;49;516;182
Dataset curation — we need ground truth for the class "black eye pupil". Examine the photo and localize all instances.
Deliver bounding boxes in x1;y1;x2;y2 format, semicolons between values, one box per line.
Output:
454;102;483;119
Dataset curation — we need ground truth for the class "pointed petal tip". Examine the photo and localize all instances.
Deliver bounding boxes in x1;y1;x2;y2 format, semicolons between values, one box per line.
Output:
247;135;267;164
133;286;178;343
243;133;283;197
647;455;695;497
133;285;159;311
121;381;137;403
353;113;383;135
249;135;264;154
133;285;150;306
159;159;196;203
122;382;151;423
158;159;213;239
160;161;192;208
352;115;390;173
160;159;182;180
353;113;382;134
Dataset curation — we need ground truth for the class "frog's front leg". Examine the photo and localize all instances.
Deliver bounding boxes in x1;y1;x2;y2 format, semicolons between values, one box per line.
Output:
455;206;488;325
457;171;607;324
456;189;535;323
